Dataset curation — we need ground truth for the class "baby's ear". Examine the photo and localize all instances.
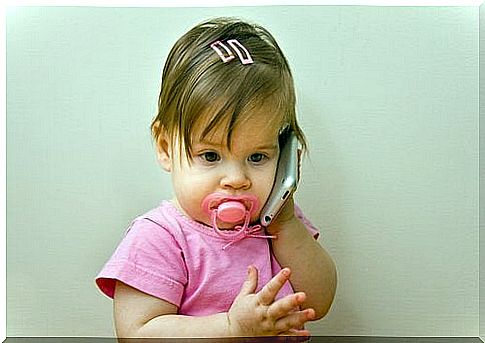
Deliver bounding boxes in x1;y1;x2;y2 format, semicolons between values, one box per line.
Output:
153;121;172;172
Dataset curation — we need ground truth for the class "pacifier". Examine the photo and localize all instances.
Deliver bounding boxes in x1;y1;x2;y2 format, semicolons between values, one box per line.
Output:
201;193;260;225
216;201;247;223
201;193;275;250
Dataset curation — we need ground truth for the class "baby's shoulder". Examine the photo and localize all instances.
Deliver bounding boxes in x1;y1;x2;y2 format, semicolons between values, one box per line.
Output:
124;200;190;241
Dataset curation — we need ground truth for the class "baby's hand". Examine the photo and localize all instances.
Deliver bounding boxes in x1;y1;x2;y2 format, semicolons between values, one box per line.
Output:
226;266;315;337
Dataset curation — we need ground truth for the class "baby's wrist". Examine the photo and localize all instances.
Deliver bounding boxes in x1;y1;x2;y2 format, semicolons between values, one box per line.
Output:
265;198;296;228
225;312;240;337
266;214;299;235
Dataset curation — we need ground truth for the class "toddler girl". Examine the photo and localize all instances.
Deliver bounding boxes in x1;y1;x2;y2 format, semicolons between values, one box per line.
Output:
96;17;337;338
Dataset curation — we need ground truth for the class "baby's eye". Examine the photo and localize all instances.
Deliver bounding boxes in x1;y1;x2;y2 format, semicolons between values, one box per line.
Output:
200;151;221;163
248;153;267;164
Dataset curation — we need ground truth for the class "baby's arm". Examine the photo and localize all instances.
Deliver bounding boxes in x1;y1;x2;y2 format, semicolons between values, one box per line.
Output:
267;198;338;320
114;281;229;337
113;267;315;338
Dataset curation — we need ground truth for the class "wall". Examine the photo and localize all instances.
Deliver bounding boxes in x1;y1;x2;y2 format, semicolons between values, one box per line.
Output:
480;2;484;341
6;6;479;337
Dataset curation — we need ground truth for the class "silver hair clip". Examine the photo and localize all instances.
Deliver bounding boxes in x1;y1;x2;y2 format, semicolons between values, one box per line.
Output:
210;39;254;65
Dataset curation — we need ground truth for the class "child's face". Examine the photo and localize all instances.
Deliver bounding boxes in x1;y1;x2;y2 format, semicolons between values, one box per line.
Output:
159;107;281;229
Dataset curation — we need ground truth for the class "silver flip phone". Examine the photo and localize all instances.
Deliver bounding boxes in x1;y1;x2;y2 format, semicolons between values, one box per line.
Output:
260;129;300;227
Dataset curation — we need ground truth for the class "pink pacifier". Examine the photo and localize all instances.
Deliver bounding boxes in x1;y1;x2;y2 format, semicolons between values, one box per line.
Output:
214;201;248;223
201;193;276;250
201;193;260;226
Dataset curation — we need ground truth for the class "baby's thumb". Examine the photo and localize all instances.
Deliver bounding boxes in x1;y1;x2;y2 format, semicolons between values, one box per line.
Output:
239;265;258;296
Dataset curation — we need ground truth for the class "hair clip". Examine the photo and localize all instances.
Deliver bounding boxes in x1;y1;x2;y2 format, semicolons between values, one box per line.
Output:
210;41;235;63
210;39;254;65
227;39;254;65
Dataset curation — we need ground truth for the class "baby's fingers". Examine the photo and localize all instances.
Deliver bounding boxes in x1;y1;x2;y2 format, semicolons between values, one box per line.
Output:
257;268;291;306
237;265;259;296
267;292;306;320
274;308;315;333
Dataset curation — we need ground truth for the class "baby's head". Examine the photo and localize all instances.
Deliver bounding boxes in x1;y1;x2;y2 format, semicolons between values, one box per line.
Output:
151;17;307;228
152;17;306;158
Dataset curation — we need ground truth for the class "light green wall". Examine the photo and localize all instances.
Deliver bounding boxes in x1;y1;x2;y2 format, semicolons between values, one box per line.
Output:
7;6;478;337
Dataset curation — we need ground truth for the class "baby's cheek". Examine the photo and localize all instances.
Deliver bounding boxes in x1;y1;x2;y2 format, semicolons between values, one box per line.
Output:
259;180;276;202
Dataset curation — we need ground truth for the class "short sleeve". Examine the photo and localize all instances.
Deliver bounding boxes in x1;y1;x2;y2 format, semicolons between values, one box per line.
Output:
95;218;188;307
294;204;320;240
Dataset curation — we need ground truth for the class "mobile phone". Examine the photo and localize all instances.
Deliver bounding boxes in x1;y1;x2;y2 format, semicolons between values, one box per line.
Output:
260;129;300;227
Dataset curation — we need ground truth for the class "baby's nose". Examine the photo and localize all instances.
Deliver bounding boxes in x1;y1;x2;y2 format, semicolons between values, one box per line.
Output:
220;164;251;190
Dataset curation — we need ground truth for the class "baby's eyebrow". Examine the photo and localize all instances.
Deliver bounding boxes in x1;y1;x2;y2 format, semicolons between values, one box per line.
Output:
196;140;225;148
253;144;278;151
195;138;278;151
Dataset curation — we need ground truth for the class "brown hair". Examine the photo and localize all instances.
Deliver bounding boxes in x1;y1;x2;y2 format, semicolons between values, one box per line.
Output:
151;17;307;158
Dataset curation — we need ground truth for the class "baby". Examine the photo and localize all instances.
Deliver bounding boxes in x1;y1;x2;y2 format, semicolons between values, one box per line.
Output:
96;17;337;338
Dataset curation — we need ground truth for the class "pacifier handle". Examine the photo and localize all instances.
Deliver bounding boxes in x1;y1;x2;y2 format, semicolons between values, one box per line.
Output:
216;201;247;223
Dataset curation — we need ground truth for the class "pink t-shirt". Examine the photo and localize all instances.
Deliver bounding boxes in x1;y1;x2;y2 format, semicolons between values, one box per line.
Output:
95;200;319;316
